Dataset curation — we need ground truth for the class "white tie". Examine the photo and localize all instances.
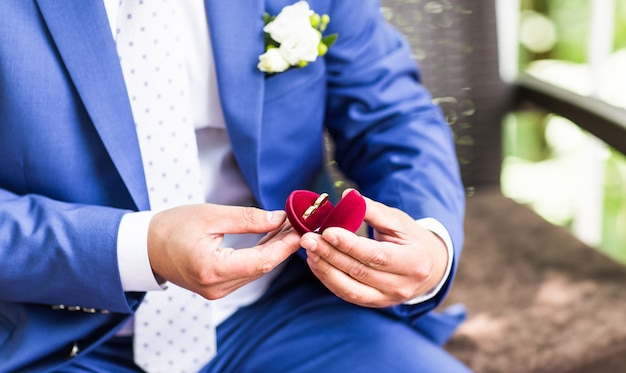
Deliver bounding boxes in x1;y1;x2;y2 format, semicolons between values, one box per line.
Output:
115;1;216;371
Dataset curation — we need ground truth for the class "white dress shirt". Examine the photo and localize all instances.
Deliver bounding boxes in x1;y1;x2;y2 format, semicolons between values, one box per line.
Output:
104;0;454;336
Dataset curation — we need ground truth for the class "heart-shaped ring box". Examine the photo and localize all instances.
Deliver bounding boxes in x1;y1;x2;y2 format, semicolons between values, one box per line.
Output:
285;190;366;235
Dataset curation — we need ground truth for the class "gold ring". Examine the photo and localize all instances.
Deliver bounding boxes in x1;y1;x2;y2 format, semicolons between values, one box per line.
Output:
302;193;329;220
302;205;316;220
312;193;329;208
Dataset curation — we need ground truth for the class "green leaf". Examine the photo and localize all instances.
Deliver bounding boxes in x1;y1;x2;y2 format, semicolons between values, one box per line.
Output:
264;33;280;48
263;13;275;25
321;33;338;48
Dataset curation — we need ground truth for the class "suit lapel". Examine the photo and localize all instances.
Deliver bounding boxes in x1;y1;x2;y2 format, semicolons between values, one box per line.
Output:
35;0;267;210
205;1;266;203
35;0;150;210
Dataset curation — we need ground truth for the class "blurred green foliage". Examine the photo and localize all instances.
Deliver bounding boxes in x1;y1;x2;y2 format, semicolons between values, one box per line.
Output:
615;0;626;50
602;149;626;261
520;0;589;66
520;0;626;66
504;0;626;263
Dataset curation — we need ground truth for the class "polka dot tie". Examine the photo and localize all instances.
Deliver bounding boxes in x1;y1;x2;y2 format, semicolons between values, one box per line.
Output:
115;1;216;372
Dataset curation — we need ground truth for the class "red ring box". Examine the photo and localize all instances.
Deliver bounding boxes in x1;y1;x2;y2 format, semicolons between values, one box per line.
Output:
285;189;366;235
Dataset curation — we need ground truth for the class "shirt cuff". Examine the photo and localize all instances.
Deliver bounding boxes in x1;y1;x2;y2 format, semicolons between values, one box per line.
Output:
403;217;455;305
117;211;165;291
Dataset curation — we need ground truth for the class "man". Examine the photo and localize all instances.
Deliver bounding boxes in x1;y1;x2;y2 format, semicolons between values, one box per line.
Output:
0;0;468;371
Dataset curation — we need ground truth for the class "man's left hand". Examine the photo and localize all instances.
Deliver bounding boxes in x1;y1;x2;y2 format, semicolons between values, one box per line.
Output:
300;192;448;308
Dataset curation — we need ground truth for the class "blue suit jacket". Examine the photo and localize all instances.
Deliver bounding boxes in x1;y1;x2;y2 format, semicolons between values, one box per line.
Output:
0;0;465;370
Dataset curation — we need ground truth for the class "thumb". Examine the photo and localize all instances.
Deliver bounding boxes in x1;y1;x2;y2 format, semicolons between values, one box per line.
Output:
359;194;405;234
340;188;391;229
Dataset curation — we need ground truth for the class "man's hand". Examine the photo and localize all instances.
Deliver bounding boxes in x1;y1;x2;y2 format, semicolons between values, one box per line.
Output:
147;204;301;300
300;191;448;308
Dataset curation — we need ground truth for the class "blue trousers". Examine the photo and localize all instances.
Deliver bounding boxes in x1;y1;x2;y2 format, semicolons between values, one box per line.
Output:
62;258;470;372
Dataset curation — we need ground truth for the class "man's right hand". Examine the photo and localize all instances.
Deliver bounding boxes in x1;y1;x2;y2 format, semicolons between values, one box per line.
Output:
146;204;301;300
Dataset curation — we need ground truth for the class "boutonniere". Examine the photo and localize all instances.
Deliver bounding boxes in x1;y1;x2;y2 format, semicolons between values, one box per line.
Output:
257;1;338;74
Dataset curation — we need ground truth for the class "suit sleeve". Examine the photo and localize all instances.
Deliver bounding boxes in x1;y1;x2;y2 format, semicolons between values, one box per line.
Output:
0;0;146;314
0;188;139;314
322;0;466;319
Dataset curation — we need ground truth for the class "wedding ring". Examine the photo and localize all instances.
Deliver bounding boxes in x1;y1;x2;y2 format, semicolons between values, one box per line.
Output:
302;193;329;220
302;205;316;220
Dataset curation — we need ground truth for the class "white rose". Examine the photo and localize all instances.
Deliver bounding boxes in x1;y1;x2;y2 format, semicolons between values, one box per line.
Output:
263;1;313;44
278;27;321;65
257;47;290;73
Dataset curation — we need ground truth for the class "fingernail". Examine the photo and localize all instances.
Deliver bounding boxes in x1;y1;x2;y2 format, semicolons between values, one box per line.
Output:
267;210;286;223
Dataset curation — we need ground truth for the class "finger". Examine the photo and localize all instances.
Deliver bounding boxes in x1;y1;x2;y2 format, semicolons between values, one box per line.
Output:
311;247;427;302
215;228;301;281
206;227;299;298
340;189;391;227
198;275;266;300
313;227;432;280
256;221;292;245
356;196;418;244
306;253;395;308
318;227;393;269
203;205;287;235
304;229;421;287
306;240;390;288
362;197;401;232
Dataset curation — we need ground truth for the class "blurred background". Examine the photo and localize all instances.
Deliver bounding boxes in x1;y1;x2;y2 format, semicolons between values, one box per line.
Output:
378;1;626;370
500;0;626;263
